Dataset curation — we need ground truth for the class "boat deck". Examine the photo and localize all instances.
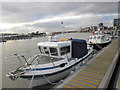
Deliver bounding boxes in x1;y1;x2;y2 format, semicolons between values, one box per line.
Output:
55;38;118;88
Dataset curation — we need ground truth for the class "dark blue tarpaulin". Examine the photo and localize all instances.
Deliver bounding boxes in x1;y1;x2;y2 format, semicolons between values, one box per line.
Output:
70;39;88;59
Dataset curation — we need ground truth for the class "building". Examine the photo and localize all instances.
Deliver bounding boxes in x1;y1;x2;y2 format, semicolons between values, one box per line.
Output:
98;23;104;27
90;26;98;31
113;18;120;30
98;23;104;30
98;23;108;31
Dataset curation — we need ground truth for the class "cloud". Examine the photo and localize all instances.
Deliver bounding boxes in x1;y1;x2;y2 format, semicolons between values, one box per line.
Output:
0;2;118;33
1;0;119;2
1;2;118;23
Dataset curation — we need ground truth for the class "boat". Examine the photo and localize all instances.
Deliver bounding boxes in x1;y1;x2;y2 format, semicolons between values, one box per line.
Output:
6;35;94;87
88;31;111;50
0;40;6;43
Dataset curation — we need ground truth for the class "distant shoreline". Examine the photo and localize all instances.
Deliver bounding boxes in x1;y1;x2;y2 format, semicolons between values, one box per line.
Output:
0;31;91;43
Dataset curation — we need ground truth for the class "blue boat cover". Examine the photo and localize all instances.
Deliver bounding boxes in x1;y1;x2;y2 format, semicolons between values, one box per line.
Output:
70;39;88;59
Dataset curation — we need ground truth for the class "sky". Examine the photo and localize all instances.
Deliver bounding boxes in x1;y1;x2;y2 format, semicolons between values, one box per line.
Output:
0;1;119;33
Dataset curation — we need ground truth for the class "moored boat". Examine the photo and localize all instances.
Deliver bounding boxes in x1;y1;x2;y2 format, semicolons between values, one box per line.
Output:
6;37;94;87
88;31;111;50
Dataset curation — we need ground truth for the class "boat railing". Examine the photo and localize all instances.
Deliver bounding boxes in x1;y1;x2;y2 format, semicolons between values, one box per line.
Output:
26;55;40;65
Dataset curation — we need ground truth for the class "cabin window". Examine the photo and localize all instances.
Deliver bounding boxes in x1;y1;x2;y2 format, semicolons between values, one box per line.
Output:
49;47;58;56
101;36;104;39
60;46;70;55
93;36;96;39
97;36;101;39
43;47;49;54
89;36;92;39
66;46;70;53
39;46;44;54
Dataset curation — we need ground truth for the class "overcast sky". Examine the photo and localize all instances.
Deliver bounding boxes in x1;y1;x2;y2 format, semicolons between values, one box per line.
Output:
0;1;119;33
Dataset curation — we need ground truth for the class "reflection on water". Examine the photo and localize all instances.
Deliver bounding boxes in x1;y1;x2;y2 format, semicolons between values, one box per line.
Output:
2;33;91;88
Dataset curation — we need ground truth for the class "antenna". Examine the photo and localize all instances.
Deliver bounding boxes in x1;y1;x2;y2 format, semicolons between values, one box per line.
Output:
61;15;64;34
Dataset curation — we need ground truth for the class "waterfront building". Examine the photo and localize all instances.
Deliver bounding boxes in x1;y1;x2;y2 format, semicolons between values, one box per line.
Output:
90;26;98;31
98;23;108;31
113;18;120;30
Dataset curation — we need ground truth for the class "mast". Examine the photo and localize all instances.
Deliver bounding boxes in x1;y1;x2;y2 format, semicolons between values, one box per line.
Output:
61;15;64;34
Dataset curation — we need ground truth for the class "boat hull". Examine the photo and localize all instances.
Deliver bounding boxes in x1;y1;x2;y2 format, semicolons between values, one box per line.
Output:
7;49;93;87
22;66;73;87
89;40;111;50
20;51;93;87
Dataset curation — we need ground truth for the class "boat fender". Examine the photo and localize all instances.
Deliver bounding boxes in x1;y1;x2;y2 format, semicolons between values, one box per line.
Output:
60;63;66;67
71;67;76;74
70;70;74;74
83;61;85;64
59;80;64;84
75;66;78;70
90;41;92;44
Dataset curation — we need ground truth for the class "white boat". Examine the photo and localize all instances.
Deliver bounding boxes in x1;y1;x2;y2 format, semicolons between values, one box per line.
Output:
88;31;111;50
6;37;94;87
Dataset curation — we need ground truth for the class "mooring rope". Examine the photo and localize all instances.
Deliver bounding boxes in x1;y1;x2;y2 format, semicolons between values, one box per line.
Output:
28;55;58;88
28;55;39;88
95;44;103;50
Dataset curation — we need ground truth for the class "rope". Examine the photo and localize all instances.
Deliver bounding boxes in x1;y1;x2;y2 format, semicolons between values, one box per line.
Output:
40;56;57;85
95;44;103;50
38;51;58;85
42;74;57;85
28;55;58;88
28;70;35;88
28;55;39;88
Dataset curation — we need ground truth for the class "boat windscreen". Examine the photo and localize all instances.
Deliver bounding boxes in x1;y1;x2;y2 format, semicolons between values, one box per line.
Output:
43;47;49;54
101;36;104;39
60;46;70;55
93;36;96;39
39;46;44;54
89;36;92;39
97;36;101;39
49;47;58;56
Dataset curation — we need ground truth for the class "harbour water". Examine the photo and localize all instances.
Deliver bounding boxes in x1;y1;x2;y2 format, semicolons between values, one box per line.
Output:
0;43;2;90
2;33;91;88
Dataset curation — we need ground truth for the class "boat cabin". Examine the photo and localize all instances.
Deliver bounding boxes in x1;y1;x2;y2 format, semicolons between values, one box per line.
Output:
37;39;88;59
89;35;104;40
89;34;110;44
37;41;71;59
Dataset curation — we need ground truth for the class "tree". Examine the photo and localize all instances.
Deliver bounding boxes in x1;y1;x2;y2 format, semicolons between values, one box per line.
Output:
36;31;39;35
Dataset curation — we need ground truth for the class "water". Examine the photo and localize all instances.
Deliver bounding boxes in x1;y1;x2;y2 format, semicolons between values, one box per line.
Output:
2;33;91;88
0;43;2;90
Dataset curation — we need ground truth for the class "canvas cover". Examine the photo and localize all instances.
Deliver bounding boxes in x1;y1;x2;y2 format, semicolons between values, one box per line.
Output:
70;39;88;59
